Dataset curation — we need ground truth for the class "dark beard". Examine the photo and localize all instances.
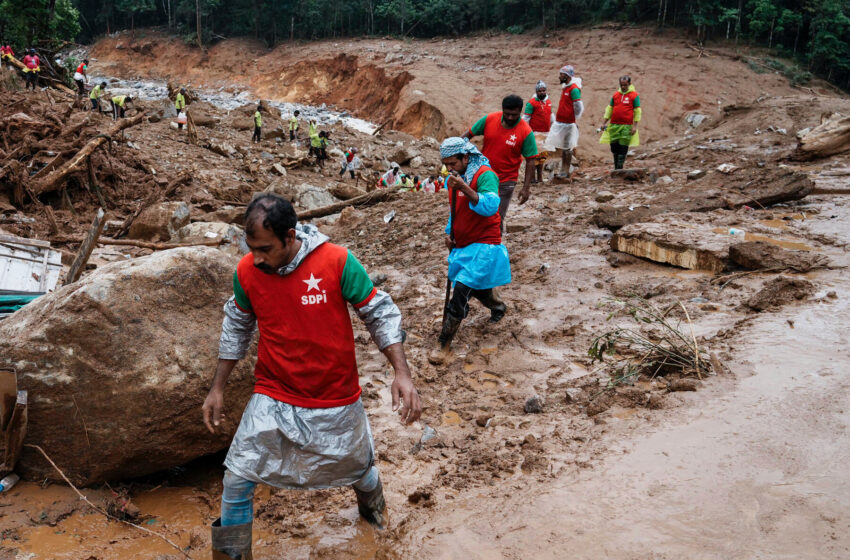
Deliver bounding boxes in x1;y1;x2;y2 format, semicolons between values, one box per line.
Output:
254;263;276;274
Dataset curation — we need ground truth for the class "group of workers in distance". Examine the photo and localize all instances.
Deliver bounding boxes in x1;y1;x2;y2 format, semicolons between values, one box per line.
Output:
0;46;137;120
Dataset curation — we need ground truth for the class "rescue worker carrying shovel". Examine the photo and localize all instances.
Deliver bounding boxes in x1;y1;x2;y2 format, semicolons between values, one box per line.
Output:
203;193;422;559
429;137;511;365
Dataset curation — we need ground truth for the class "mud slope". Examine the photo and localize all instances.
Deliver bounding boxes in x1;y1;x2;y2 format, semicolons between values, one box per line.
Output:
88;26;841;154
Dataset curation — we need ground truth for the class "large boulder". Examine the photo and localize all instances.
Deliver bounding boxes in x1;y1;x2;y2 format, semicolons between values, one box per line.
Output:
390;144;419;165
0;247;256;485
128;201;190;241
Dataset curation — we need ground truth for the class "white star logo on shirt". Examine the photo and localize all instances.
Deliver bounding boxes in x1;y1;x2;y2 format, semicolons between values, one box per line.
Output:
303;273;323;292
509;134;517;142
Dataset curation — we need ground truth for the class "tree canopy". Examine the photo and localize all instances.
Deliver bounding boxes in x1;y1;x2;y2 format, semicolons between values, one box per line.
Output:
0;0;847;90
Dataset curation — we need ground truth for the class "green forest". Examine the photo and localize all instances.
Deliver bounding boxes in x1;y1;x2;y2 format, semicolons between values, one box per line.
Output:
0;0;848;89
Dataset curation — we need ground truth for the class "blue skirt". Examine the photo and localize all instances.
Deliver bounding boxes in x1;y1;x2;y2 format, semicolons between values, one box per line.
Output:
448;243;511;290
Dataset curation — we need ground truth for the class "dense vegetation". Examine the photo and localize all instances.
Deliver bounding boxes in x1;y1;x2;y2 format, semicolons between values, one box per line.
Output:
0;0;848;89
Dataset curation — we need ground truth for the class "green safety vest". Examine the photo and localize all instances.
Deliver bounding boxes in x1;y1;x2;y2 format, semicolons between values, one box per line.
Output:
175;93;185;110
89;85;102;100
112;95;127;107
254;111;262;127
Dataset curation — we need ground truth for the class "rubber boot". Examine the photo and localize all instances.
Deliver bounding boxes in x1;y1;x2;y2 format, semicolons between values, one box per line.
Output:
428;313;462;365
477;289;507;323
354;477;387;529
211;518;253;560
614;154;626;169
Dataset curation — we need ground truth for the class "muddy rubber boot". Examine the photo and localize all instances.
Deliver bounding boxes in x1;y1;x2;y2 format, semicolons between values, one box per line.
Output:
354;478;387;529
211;518;253;560
480;290;507;323
428;314;462;365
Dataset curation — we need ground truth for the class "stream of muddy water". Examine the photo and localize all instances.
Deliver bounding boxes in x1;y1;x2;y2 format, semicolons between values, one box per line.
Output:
88;73;378;134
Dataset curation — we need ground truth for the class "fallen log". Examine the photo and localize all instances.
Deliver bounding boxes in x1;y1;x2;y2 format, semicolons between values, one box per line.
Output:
29;113;147;196
5;56;75;95
299;186;401;220
63;208;105;285
54;235;224;250
793;113;850;160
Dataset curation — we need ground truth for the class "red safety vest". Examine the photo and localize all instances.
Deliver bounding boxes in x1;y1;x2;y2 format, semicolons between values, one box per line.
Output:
23;55;39;70
76;62;86;74
611;90;639;125
527;96;552;133
555;83;581;124
451;166;502;249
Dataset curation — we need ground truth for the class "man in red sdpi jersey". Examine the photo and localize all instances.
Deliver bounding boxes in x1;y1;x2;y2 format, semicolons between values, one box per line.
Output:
203;194;422;558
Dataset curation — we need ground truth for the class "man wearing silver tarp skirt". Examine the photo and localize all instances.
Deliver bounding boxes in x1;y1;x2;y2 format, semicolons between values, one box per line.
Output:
202;193;422;559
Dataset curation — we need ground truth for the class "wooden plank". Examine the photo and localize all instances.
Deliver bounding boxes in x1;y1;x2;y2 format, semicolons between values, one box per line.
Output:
0;234;51;249
63;208;105;285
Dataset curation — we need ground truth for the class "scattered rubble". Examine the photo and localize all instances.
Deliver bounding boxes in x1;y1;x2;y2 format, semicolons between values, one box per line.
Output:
746;276;816;311
594;170;814;229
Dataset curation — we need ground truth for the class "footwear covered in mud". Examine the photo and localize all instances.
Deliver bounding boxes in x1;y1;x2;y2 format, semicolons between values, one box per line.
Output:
354;478;387;529
211;518;253;560
429;313;462;365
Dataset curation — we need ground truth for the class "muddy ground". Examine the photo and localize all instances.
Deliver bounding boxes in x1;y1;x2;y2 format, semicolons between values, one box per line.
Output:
2;26;850;560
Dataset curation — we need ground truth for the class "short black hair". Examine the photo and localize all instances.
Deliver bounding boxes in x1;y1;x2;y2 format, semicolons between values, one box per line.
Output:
502;94;524;111
245;193;298;242
294;110;300;115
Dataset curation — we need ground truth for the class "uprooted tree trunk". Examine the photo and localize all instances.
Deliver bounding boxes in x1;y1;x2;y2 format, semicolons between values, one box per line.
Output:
30;113;147;196
794;113;850;160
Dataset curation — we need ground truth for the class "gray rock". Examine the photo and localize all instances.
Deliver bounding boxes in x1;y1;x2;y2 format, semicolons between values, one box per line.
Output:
595;190;615;203
565;388;584;403
369;272;388;286
687;169;706;180
293;183;338;210
176;221;247;257
686;113;708;128
260;151;274;160
524;394;545;414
